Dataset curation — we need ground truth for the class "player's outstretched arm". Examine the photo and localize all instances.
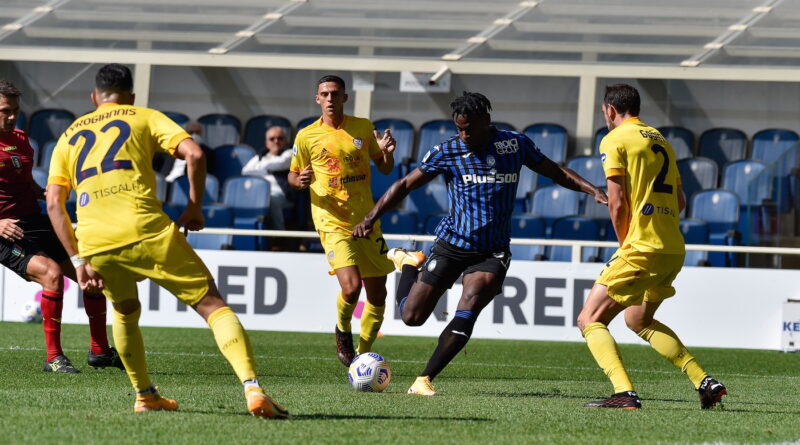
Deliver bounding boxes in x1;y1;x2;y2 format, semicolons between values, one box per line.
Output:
175;138;206;234
533;158;608;204
353;167;434;238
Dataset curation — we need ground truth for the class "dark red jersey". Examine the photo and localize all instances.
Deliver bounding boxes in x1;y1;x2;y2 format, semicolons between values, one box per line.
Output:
0;129;40;219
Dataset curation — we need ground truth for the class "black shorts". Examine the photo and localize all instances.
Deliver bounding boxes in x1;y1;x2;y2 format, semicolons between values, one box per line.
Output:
420;239;512;290
0;213;68;280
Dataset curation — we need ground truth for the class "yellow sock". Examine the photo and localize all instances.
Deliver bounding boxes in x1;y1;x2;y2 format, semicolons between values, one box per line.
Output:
637;320;708;388
336;292;357;333
112;306;151;392
356;302;385;354
207;306;257;383
582;322;634;393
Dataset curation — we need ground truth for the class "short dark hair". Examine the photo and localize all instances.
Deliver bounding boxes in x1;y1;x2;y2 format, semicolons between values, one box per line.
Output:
450;91;492;119
0;80;22;98
96;63;133;93
603;84;640;116
317;75;345;90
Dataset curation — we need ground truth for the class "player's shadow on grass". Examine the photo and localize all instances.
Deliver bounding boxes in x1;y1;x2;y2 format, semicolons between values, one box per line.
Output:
290;413;492;422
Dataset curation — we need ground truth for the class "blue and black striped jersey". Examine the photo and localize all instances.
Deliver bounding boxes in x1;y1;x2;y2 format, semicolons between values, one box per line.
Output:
419;127;546;251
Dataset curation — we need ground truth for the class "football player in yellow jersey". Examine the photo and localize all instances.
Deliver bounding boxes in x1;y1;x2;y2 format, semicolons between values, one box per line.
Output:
576;84;726;410
289;75;422;366
45;64;288;419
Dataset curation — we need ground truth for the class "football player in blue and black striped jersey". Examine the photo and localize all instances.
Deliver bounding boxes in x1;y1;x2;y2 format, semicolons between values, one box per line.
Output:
353;91;607;395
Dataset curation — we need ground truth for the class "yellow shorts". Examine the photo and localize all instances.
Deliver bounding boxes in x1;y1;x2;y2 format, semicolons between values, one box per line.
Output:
319;229;394;278
596;248;685;306
88;223;213;306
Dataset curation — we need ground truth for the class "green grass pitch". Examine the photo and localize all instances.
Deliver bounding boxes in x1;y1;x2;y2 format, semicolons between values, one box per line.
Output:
1;321;799;444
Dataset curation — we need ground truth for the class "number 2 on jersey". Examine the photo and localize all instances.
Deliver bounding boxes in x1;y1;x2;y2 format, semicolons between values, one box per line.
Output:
651;144;673;194
72;120;133;185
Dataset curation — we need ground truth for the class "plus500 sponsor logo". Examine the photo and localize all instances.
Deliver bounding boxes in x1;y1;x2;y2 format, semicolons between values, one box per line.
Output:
462;172;518;184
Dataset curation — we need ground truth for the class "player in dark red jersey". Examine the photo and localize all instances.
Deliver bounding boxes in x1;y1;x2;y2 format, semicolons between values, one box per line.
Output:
0;79;122;373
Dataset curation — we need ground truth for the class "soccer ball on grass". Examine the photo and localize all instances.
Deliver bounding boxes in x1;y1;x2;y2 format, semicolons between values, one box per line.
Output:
20;300;42;323
347;352;391;392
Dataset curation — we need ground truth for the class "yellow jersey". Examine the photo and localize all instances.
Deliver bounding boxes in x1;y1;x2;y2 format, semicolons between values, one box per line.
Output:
290;115;383;233
48;103;190;256
599;118;684;254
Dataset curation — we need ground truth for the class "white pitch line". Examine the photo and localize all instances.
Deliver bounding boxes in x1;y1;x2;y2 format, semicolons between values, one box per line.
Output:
2;345;798;380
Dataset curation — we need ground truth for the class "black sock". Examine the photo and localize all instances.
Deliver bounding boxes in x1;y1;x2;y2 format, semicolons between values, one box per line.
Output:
396;265;419;316
421;310;476;380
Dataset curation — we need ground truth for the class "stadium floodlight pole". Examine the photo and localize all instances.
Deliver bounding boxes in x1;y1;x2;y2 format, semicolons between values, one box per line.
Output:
428;66;450;85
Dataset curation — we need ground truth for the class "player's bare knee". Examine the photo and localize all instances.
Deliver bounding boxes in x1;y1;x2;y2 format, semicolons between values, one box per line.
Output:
113;299;141;315
402;311;424;326
624;313;651;333
39;261;64;292
341;285;362;303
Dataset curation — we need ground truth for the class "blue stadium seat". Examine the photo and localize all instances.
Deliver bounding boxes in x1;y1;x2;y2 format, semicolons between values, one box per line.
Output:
154;172;167;202
566;156;605;187
493;122;516;132
598;220;618;263
509;213;546;261
658;126;694;160
186;204;234;250
417;120;457;158
198;113;241;148
40;140;57;170
27;138;40;167
31;167;48;189
16;110;25;131
28;109;75;148
162;202;182;221
698;128;747;171
297;116;318;131
548;216;600;262
374;119;415;164
680;218;710;267
162;111;189;127
243;115;292;151
405;181;448;228
210;144;257;184
677;157;718;206
594;127;609;152
515;168;537;212
168;174;220;207
222;176;271;250
581;188;610;222
380;209;419;250
722;160;772;244
371;164;399;202
690;189;740;266
523;123;568;164
751;129;799;163
528;185;581;235
751;129;800;212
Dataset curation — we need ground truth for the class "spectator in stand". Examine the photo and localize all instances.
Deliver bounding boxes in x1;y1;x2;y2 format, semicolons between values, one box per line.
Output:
163;121;211;183
241;126;295;231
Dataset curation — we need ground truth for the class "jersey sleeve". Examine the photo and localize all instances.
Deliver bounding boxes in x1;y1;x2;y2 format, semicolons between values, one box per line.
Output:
599;135;626;178
519;134;547;169
289;132;310;174
148;110;191;155
47;132;74;189
419;144;446;175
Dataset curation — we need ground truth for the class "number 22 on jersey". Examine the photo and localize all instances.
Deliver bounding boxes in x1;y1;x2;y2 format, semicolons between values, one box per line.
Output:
70;119;133;185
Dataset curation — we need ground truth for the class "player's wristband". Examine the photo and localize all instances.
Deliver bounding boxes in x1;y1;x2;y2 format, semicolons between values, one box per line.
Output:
70;254;86;268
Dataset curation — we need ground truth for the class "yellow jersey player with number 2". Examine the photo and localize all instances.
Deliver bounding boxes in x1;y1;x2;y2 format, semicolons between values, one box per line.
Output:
576;84;726;410
46;63;288;419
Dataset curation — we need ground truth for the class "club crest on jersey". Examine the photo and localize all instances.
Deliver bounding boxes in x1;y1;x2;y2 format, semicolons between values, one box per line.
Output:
10;156;20;168
494;138;519;154
353;137;363;149
292;144;298;156
486;155;496;166
79;192;90;207
324;158;341;173
327;250;335;260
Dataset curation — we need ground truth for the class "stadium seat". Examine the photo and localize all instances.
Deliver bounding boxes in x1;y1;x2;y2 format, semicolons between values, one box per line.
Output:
751;129;800;212
581;188;610;222
371;164;399;202
404;181;448;229
222;176;271;250
677;157;718;207
548;216;600;262
594;127;609;152
28;138;39;167
168;174;220;207
523;123;568;164
598;220;618;263
28;109;75;148
243;115;292;151
210;144;257;184
680;218;710;267
493;122;516;132
162;111;190;127
417;120;457;157
566;156;605;187
31;166;48;189
374;118;415;164
515;168;537;212
296;116;318;131
16;110;25;131
154;172;167;202
698;128;747;171
162;202;182;221
40;140;57;170
721;160;772;244
690;189;740;266
751;129;799;163
380;209;419;250
186;204;234;250
509;213;546;261
528;185;581;235
198;113;241;148
658;126;694;160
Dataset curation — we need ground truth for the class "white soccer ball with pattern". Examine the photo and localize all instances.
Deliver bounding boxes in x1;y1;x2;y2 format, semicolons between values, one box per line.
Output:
20;300;42;323
347;352;391;392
